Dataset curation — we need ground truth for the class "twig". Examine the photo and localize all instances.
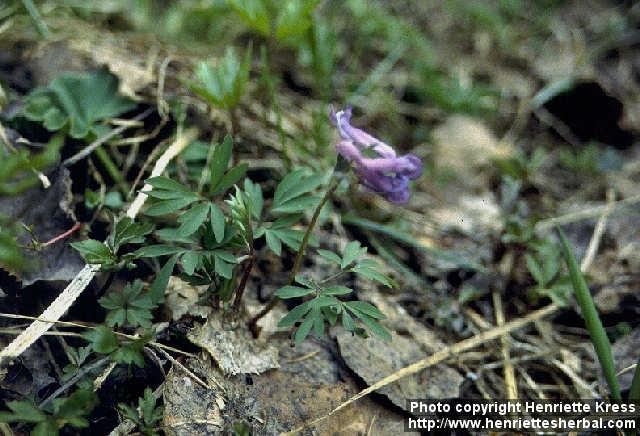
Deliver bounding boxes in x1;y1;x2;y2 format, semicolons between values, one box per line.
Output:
93;360;118;391
127;129;198;218
41;222;82;248
62;109;153;167
492;290;518;399
580;189;615;273
0;313;197;357
0;129;197;363
282;303;559;435
233;252;255;309
152;345;224;392
535;193;640;232
39;357;110;408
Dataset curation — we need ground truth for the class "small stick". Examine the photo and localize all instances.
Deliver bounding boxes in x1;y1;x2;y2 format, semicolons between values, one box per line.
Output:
282;303;559;435
39;357;110;408
493;290;518;399
580;189;615;273
41;222;82;248
63;109;153;167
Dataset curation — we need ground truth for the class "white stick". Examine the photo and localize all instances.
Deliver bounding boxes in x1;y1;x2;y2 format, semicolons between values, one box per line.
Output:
0;129;197;363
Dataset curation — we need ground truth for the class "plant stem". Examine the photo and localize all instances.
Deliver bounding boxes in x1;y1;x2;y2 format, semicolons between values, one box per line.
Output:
557;227;621;400
95;146;128;195
249;178;338;336
629;359;640;401
233;251;255;309
21;0;50;39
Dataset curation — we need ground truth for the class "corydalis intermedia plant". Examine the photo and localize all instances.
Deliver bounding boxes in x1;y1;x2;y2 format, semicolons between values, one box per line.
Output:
330;106;422;203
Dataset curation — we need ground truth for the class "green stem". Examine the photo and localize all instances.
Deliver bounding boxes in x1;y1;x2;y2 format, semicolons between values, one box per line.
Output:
21;0;49;38
629;359;640;401
248;178;338;335
95;146;128;196
557;227;621;400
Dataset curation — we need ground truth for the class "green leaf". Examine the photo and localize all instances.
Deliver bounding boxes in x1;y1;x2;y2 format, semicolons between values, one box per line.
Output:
275;286;314;299
264;229;282;256
271;195;320;214
209;203;226;243
132;245;185;258
295;275;315;289
187;45;252;110
212;163;248;195
357;313;392;342
309;294;340;309
294;311;316;345
177;202;210;237
276;171;324;206
275;0;319;42
181;251;200;275
83;326;118;354
341;241;366;269
149;254;178;304
273;169;306;206
214;254;234;279
269;228;305;251
70;240;115;265
209;135;233;190
154;228;196;243
525;254;545;286
145;196;200;216
344;301;386;320
271;169;324;214
545;282;571;307
323;286;352;296
112;338;147;367
32;421;58;436
322;306;338;326
0;401;46;423
312;308;325;336
23;69;135;139
278;300;312;328
227;0;271;36
53;389;98;425
271;214;303;229
111;217;153;251
351;261;394;287
145;176;191;192
558;228;621;400
317;249;342;265
341;310;355;332
244;178;263;220
105;309;126;328
143;189;191;200
100;280;156;328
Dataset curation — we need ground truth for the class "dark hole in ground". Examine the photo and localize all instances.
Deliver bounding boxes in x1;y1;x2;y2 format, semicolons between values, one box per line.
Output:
542;81;634;149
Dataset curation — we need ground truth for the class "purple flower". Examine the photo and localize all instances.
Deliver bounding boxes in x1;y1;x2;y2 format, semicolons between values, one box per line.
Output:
330;106;422;204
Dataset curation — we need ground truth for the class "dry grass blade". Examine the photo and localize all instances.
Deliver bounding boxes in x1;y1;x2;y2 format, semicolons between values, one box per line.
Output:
283;303;559;435
0;128;197;363
493;290;518;399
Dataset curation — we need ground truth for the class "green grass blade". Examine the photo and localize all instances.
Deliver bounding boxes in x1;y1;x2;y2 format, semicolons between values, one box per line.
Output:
557;227;621;400
342;214;485;272
629;358;640;401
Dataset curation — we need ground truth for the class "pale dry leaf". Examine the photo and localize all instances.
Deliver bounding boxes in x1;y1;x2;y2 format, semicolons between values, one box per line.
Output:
165;277;211;321
188;312;279;376
336;331;464;412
